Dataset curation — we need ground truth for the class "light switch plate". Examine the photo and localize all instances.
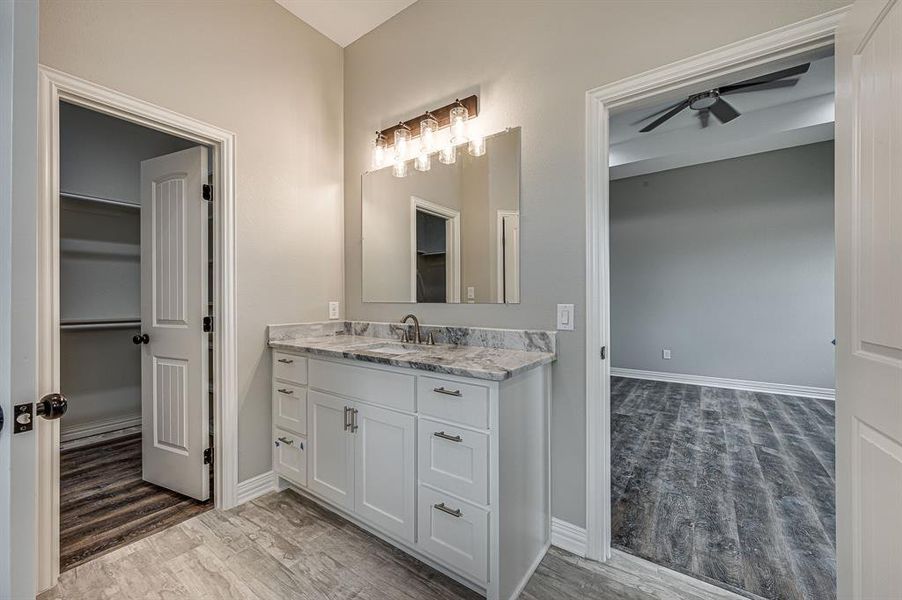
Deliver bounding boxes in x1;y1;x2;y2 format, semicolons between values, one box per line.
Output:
556;304;574;331
328;301;340;320
662;348;671;360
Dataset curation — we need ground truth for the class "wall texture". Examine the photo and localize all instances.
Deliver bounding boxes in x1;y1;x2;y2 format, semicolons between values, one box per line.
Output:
40;0;345;481
610;142;835;389
343;0;847;526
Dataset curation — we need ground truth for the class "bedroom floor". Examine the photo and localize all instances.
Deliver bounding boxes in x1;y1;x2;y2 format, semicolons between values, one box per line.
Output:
610;376;836;600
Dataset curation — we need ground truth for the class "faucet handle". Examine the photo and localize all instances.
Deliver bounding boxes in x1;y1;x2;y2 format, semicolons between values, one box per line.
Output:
399;330;409;343
426;332;435;345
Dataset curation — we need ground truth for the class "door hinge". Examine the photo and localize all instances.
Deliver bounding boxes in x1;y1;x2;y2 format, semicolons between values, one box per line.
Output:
203;316;214;333
202;184;213;201
600;345;607;360
203;447;214;465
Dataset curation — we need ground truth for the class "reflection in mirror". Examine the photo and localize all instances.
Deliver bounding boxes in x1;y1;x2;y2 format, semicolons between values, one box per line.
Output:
362;127;520;304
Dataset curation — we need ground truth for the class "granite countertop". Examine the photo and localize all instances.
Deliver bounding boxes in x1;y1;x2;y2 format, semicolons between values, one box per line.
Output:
267;322;556;381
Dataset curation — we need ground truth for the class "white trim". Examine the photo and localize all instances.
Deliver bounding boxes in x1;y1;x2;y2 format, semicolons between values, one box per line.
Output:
236;470;277;505
409;195;461;303
37;66;239;592
59;415;142;443
611;368;835;401
495;210;519;304
550;517;588;557
584;8;848;564
506;540;551;600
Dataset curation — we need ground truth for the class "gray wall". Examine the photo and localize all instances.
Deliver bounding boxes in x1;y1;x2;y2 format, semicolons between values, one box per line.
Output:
42;0;345;481
611;142;835;389
59;103;196;433
343;0;848;526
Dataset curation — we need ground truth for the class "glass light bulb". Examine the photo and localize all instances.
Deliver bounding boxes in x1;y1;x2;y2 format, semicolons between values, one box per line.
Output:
449;104;469;144
420;114;438;153
414;150;431;172
394;126;411;160
392;157;408;178
371;134;386;169
439;144;456;165
468;135;485;157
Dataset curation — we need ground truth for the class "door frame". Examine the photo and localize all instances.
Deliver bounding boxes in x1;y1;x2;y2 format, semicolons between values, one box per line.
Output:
583;7;848;562
495;210;519;303
36;65;239;591
410;196;461;303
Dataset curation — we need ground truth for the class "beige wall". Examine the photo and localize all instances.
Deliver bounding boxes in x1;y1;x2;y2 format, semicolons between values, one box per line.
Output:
40;0;345;481
343;0;848;526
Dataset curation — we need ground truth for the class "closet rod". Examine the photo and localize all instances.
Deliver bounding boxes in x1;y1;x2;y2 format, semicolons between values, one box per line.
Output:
60;319;141;331
60;191;140;210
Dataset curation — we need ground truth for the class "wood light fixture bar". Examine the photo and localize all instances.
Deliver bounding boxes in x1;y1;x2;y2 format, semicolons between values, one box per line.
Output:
379;95;479;141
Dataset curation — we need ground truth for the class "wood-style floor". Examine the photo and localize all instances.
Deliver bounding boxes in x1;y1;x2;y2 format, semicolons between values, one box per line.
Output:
42;489;743;600
610;376;836;600
60;433;212;572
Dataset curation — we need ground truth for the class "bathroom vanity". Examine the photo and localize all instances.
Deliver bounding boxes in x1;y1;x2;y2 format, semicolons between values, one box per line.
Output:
267;320;554;600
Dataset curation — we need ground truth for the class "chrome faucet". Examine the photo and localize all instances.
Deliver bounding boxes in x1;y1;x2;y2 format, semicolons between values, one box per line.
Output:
400;314;421;344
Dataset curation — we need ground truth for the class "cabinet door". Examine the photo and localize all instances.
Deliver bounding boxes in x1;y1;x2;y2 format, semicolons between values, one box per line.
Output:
307;390;354;510
354;403;416;543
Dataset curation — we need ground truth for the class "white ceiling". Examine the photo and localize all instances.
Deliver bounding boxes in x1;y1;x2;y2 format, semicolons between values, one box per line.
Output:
275;0;416;47
609;55;835;179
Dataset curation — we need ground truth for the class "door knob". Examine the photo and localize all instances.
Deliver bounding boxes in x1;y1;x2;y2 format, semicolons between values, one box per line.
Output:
133;333;150;345
36;393;68;421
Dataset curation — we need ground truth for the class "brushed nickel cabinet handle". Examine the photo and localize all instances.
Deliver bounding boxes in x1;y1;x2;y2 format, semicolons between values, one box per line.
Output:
351;408;359;433
433;502;462;518
277;358;294;364
343;406;350;431
277;436;294;445
277;388;294;394
433;387;462;397
433;431;462;443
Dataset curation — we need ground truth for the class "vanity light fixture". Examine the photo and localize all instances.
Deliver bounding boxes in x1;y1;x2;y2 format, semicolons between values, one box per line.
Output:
371;132;387;169
372;95;480;171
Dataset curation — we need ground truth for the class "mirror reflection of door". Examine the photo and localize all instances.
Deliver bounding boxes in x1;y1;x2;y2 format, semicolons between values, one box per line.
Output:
411;196;460;303
497;210;520;303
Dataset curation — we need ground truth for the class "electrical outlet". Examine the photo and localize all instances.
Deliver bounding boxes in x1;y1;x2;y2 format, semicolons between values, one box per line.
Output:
662;348;671;360
556;304;574;331
467;287;476;302
328;301;340;320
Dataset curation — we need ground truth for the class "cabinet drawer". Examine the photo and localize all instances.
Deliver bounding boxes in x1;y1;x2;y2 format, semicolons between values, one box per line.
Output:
417;485;488;583
273;382;307;435
417;376;489;430
309;359;415;413
418;418;489;505
274;428;306;486
273;352;307;385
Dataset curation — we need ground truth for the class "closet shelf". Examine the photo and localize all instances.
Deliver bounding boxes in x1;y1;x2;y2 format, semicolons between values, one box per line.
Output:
60;191;140;211
60;318;141;331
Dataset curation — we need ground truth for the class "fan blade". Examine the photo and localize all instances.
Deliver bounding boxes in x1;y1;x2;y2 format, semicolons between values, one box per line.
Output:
721;63;810;93
709;98;740;124
721;79;799;95
639;99;690;132
630;99;686;126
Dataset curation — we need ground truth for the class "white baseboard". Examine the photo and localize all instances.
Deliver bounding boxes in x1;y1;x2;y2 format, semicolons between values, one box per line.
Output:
611;367;835;401
236;470;277;505
60;414;142;443
551;517;587;557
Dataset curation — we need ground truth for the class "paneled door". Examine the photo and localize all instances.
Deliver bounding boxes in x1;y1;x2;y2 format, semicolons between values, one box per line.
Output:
354;403;415;542
307;390;354;509
835;1;902;597
139;147;209;500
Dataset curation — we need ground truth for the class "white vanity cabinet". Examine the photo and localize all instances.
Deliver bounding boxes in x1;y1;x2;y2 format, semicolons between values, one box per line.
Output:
271;350;550;600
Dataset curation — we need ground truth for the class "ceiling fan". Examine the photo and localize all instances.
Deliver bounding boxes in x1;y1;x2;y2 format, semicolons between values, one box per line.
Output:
636;63;811;132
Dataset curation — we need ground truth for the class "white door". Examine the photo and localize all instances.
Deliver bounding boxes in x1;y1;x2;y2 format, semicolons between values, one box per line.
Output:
502;212;520;303
307;390;354;509
835;2;902;598
139;146;209;501
354;403;415;542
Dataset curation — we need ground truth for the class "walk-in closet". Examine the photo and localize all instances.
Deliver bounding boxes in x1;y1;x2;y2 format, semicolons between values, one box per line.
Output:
58;102;214;570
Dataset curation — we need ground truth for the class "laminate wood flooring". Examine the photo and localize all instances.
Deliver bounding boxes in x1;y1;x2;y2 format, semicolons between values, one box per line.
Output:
42;489;745;600
610;376;836;600
60;433;212;572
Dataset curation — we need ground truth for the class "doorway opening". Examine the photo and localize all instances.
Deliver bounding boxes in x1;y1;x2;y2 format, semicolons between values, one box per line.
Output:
56;102;215;571
411;196;460;303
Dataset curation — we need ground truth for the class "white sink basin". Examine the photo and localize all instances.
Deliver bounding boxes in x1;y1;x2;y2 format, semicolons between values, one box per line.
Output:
364;343;423;356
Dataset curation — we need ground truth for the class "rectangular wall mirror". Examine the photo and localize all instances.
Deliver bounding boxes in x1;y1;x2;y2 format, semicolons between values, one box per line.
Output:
362;127;520;304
